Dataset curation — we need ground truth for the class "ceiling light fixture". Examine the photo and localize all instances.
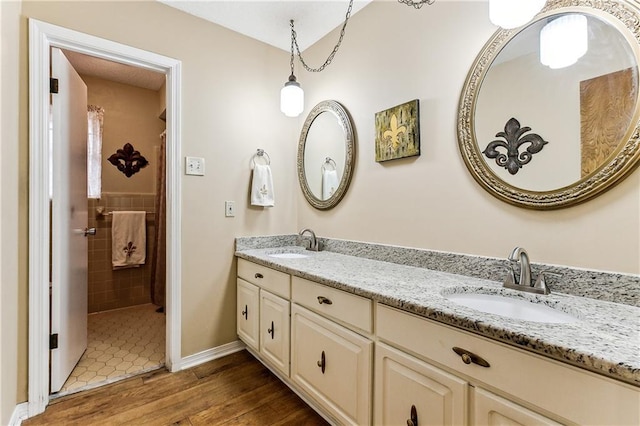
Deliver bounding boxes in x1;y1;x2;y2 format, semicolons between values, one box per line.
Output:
540;14;588;69
489;0;546;29
397;0;436;9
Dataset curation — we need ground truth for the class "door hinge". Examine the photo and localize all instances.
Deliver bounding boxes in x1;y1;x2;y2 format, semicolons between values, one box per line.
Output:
50;333;59;350
50;78;59;94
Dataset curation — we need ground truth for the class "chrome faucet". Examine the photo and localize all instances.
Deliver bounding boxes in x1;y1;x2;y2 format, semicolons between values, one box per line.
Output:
508;246;532;287
503;246;559;295
299;228;322;251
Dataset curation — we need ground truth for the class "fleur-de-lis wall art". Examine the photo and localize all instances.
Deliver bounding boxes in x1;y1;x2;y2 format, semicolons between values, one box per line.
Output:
483;118;548;175
375;99;420;162
108;143;149;178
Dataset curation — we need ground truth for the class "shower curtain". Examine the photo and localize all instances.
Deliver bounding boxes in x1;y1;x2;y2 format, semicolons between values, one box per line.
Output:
150;131;166;311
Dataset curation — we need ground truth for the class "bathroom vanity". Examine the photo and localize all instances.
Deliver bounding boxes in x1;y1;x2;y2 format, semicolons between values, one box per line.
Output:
235;240;639;425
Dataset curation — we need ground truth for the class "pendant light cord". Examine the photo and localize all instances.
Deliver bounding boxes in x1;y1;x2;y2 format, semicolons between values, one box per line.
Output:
290;0;354;73
397;0;435;9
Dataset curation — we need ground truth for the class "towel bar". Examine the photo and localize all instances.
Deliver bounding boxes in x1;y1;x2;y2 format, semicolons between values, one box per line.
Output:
322;157;337;171
252;148;271;166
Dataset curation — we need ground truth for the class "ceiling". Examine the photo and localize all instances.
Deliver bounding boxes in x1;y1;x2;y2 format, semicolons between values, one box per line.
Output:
65;1;373;90
157;0;373;52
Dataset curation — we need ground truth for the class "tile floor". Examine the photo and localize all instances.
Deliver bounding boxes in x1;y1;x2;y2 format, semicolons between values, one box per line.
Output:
57;303;165;396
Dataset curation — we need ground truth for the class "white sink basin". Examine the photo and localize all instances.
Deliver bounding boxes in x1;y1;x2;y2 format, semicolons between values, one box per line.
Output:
444;293;579;324
268;252;309;259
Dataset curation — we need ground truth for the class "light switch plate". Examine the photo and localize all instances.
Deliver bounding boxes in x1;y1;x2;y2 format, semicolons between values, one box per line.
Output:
225;201;235;217
185;156;205;176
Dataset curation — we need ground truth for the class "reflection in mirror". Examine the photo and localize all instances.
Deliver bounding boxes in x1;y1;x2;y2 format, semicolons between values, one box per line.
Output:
303;112;346;200
475;12;638;192
297;100;355;210
458;1;640;209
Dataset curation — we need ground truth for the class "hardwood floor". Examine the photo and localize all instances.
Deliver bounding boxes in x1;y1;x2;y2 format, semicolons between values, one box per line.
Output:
24;350;329;425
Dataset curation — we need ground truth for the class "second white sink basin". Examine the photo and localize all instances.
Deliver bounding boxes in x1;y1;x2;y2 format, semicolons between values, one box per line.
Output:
444;292;579;324
268;252;309;259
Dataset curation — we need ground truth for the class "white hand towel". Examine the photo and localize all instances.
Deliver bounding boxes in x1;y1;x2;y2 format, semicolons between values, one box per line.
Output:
322;169;339;199
111;211;146;269
251;164;275;207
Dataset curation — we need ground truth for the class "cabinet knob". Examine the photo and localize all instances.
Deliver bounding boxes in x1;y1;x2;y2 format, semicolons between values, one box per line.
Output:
317;296;333;305
242;305;248;320
452;347;490;368
267;321;274;339
406;405;418;426
317;350;326;374
254;273;264;279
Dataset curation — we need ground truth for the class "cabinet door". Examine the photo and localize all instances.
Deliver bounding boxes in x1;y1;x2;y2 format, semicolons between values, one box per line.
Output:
291;304;372;426
473;387;562;426
260;290;290;376
237;278;259;351
375;342;468;426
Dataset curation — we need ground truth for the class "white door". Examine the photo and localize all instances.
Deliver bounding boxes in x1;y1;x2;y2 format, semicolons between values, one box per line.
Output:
50;47;89;393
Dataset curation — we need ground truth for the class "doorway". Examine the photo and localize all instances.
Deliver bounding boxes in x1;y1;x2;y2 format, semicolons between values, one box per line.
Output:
53;49;167;395
29;19;182;417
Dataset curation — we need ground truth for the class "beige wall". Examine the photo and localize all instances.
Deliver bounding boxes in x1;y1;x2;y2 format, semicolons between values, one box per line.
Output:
83;74;165;194
297;1;640;274
1;0;23;422
10;0;299;407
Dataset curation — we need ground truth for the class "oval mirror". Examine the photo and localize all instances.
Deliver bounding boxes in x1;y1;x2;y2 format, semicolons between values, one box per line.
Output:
297;100;355;210
458;0;640;209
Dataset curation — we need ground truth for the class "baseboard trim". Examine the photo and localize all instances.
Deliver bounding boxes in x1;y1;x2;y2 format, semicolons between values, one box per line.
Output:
180;340;246;370
10;402;29;425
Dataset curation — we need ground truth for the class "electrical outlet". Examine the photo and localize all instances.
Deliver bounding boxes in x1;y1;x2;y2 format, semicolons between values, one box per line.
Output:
185;156;205;176
225;201;236;217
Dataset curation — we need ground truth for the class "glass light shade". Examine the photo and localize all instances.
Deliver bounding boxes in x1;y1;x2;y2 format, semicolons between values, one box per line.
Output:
540;14;588;69
489;0;546;29
280;78;304;117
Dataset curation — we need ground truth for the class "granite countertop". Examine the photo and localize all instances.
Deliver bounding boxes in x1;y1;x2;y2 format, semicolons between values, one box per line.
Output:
236;245;640;386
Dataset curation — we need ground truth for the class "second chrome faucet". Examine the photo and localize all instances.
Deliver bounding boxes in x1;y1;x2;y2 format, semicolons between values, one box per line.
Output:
299;228;322;252
504;247;560;295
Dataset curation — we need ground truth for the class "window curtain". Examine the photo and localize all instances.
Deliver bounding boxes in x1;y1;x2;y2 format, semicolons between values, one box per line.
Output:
87;105;104;199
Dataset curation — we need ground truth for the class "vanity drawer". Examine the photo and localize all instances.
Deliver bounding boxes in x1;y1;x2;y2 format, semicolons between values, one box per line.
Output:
377;304;640;426
237;258;290;299
292;276;372;333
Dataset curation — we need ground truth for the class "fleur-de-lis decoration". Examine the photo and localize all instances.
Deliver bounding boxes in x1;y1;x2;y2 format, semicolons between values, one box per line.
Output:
108;143;149;178
383;114;406;152
123;241;137;258
259;185;268;197
483;118;548;175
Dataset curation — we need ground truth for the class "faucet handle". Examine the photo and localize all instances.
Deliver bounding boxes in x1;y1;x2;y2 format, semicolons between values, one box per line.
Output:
533;271;562;295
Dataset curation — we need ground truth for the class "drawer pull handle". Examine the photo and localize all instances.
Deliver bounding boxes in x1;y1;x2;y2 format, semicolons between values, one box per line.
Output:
317;350;326;374
242;305;248;320
254;273;264;279
267;321;274;339
317;296;333;305
452;347;490;368
407;405;418;426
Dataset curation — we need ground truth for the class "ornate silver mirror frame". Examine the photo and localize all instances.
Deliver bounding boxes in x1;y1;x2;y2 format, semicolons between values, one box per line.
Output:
297;100;355;210
458;0;640;209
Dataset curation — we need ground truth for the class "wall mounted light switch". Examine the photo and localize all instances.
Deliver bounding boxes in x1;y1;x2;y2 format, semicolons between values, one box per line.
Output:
225;201;236;217
185;156;205;176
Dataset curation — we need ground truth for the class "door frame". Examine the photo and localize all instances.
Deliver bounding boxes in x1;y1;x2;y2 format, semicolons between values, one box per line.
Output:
28;19;182;416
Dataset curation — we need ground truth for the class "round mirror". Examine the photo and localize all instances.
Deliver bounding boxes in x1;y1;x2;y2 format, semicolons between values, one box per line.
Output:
458;0;640;209
297;100;355;210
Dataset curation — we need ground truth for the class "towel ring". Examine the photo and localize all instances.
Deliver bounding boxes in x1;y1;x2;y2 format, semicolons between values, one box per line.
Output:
252;148;271;166
321;157;337;172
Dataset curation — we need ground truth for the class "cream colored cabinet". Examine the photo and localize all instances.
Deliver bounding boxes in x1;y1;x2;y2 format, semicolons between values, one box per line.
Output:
377;304;640;425
236;278;259;351
472;387;561;426
375;342;468;426
259;289;290;376
291;304;372;426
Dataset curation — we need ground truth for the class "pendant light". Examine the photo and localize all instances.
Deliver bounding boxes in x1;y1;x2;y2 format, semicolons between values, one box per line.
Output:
489;0;546;29
540;14;588;69
280;21;304;117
